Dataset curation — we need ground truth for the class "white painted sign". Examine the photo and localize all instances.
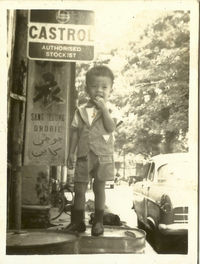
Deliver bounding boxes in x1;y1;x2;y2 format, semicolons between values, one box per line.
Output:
27;10;95;61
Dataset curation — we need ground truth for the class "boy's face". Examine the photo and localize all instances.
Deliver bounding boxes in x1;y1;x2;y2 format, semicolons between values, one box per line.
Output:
86;76;112;102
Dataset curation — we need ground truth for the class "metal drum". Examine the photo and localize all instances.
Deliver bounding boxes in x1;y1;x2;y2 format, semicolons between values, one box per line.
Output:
6;230;79;255
79;226;146;254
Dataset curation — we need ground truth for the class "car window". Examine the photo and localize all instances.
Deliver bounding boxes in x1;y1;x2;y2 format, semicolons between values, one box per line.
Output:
143;163;151;179
157;163;168;183
147;162;155;181
157;161;189;184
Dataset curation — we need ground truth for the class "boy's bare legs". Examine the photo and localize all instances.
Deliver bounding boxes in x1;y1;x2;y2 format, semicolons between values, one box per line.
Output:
74;182;88;209
92;179;105;236
93;180;105;210
65;182;87;232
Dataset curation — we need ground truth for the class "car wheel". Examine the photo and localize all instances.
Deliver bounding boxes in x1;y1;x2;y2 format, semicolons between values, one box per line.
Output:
137;218;145;230
146;219;165;253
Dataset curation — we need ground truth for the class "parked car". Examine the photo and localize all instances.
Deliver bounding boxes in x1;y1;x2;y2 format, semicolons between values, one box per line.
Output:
132;153;193;253
128;176;143;186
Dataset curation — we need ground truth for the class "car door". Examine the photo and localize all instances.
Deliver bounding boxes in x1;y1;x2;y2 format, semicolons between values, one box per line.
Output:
141;162;155;227
132;162;151;225
146;163;164;228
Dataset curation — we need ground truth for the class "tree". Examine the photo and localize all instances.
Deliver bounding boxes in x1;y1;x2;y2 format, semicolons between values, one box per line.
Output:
114;11;189;156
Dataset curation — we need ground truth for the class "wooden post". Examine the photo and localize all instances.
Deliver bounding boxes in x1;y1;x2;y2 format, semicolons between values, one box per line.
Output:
7;10;16;229
7;10;16;123
8;10;28;230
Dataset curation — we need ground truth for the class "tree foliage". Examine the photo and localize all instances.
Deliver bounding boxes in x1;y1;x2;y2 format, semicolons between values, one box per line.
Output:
114;11;189;156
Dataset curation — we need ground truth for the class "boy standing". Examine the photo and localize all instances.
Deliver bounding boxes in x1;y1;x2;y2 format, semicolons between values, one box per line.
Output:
66;65;116;236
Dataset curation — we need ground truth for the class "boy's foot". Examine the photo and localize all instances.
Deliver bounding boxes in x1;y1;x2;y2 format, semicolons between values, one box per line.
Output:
91;222;104;236
64;222;86;233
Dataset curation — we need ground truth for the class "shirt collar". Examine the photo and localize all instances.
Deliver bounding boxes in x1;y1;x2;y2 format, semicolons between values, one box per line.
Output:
86;100;97;108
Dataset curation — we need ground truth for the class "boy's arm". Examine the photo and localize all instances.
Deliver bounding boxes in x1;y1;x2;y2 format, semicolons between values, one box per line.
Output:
101;107;116;133
93;98;116;133
67;128;78;169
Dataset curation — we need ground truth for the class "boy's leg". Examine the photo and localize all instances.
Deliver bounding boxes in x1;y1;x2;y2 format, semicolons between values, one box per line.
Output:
74;182;88;210
93;180;105;210
65;182;87;232
92;179;105;236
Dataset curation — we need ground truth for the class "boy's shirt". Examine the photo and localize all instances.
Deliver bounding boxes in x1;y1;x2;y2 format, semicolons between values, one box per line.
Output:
85;106;98;126
71;104;96;127
71;101;120;130
71;101;121;144
71;100;122;157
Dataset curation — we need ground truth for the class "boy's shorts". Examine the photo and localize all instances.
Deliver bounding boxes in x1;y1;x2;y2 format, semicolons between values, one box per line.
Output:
74;151;114;183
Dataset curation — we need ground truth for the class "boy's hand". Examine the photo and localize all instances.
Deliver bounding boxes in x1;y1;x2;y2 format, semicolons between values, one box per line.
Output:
67;154;76;169
93;96;107;111
93;96;116;133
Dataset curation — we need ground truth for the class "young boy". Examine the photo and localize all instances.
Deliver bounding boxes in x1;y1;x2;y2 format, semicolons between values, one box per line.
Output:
66;65;116;236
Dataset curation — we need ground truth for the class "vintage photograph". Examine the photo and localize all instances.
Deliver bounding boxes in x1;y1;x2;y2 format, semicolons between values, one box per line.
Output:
1;0;199;263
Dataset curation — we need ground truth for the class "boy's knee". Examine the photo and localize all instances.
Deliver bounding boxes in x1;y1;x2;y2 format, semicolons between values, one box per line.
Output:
93;180;105;194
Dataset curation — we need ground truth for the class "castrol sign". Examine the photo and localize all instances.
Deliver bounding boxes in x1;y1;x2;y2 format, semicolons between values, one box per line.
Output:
28;10;95;61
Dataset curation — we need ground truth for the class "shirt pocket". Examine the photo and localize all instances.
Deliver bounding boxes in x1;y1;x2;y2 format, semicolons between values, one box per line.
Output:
74;157;89;182
97;155;114;181
98;155;113;164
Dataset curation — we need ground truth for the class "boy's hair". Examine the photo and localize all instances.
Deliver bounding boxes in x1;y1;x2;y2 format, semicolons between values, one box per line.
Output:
86;65;114;86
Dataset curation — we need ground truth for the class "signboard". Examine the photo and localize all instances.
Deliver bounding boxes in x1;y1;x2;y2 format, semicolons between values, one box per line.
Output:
27;10;95;61
23;65;71;166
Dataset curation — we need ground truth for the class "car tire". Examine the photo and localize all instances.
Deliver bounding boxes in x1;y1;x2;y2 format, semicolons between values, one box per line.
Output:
145;219;164;253
137;218;145;230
